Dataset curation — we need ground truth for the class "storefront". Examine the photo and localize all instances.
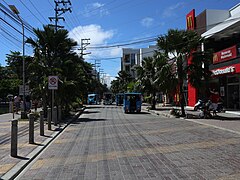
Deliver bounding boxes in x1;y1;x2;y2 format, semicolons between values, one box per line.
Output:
210;63;240;109
186;4;240;109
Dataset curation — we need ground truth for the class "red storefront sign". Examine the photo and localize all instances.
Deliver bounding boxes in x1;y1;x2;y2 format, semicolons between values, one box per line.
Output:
186;9;196;106
211;64;240;76
213;45;237;64
186;9;195;30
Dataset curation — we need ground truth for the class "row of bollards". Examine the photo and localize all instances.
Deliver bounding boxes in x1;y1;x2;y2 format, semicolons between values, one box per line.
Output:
11;106;61;157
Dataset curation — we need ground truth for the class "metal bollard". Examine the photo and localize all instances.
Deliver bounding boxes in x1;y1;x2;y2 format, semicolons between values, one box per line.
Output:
11;119;18;157
29;113;34;144
40;111;44;136
53;106;57;126
47;108;51;130
58;105;61;123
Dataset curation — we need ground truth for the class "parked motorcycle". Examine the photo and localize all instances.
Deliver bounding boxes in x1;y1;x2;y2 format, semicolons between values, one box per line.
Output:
198;100;224;118
217;102;224;112
198;100;213;119
194;99;204;111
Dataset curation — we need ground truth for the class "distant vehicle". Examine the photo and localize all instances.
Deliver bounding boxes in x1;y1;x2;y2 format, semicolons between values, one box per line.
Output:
123;93;142;113
87;94;99;105
116;93;124;106
103;92;113;105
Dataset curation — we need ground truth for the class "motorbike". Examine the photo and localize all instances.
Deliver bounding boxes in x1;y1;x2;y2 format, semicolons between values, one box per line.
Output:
216;102;224;112
198;100;224;118
198;100;213;119
194;99;204;111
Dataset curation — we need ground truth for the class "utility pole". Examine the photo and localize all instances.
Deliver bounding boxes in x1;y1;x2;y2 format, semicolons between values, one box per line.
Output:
48;0;72;123
79;38;91;58
99;68;104;83
94;59;101;79
49;0;72;31
102;73;107;85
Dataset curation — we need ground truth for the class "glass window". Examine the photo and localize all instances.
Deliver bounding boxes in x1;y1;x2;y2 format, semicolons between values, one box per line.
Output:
125;65;130;72
228;76;239;84
124;54;130;63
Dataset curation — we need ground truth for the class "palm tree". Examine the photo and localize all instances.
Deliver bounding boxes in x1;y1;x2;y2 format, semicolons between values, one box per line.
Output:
157;29;211;116
154;52;178;98
135;52;177;110
26;25;93;115
136;56;158;109
116;70;133;92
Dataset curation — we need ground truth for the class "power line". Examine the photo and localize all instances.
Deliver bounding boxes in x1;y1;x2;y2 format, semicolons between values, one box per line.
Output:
19;0;45;25
0;25;22;44
28;0;49;24
87;16;240;50
0;3;35;36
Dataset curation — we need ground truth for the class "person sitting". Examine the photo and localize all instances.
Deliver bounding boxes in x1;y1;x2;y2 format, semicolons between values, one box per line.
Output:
209;89;220;115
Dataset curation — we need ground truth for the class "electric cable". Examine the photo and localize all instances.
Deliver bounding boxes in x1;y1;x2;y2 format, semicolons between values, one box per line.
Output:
28;0;49;24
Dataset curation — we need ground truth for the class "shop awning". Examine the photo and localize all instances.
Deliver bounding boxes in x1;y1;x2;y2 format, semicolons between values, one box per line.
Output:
202;15;240;40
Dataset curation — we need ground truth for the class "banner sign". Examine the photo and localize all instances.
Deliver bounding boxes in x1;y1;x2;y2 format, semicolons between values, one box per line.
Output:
186;9;195;30
213;45;237;64
212;66;235;76
48;76;58;90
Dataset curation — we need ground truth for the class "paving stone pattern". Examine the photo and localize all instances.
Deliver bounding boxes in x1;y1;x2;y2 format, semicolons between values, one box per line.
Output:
18;105;240;180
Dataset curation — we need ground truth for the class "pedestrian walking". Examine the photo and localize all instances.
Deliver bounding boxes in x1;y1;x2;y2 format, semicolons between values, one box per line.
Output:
14;95;20;114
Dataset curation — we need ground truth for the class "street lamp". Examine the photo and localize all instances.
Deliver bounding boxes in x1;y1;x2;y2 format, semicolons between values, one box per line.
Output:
9;5;26;119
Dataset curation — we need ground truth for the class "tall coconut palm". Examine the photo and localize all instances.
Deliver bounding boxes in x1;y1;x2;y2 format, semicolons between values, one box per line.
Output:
117;70;133;92
154;52;178;97
157;29;211;116
136;56;157;109
26;26;92;115
135;51;176;110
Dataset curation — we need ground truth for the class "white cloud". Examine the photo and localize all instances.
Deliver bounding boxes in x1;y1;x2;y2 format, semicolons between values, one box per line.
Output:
68;24;121;59
162;2;185;17
83;2;109;17
69;24;114;45
141;17;154;27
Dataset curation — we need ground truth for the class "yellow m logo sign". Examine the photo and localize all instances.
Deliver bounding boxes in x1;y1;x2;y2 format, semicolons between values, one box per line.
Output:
187;15;193;30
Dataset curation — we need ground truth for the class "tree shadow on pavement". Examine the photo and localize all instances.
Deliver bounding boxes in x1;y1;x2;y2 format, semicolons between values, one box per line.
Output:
186;114;240;121
85;106;104;109
212;115;240;121
72;118;106;124
82;111;100;114
125;112;150;115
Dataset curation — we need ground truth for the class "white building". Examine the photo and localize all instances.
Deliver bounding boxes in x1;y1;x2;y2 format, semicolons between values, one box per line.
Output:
121;45;157;78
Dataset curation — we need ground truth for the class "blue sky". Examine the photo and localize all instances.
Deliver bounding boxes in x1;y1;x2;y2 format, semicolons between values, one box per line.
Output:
1;0;240;85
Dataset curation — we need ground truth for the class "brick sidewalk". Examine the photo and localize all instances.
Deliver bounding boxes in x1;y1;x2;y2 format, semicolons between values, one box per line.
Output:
142;104;240;135
0;109;82;179
16;105;240;179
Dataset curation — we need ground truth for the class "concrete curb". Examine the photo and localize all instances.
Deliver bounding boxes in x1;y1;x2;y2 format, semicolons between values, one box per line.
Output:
1;107;85;180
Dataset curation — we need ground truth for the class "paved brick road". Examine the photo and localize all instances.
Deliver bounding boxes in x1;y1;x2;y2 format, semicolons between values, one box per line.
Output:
17;105;240;180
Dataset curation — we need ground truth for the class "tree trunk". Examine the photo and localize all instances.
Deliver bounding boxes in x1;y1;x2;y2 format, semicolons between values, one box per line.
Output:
151;92;156;110
179;83;186;117
177;58;186;117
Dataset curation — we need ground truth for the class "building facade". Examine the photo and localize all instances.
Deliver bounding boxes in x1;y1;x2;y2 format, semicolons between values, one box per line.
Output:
187;3;240;109
121;45;157;78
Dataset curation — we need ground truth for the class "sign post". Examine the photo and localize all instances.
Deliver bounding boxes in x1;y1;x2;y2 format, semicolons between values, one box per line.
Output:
48;76;58;123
